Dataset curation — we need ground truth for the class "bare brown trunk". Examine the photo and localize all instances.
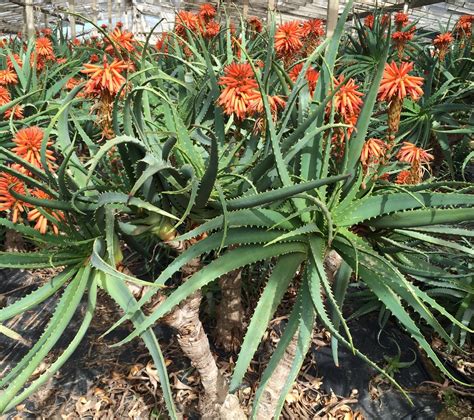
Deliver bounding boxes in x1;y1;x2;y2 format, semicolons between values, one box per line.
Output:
215;269;244;352
164;290;228;418
255;251;343;419
255;330;300;420
4;230;25;252
324;250;343;283
148;240;246;419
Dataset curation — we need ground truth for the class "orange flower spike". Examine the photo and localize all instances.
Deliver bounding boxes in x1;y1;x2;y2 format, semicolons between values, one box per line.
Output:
433;32;454;48
379;61;424;102
395;170;413;185
199;3;216;21
288;63;319;96
27;189;63;235
81;56;128;96
275;21;304;57
0;86;11;105
0;69;18;86
35;37;54;58
175;11;200;37
204;21;220;38
433;32;454;61
12;126;56;169
0;167;29;223
248;91;286;117
105;27;136;53
301;18;325;38
6;53;23;70
5;105;24;120
397;142;434;165
364;14;374;29
248;16;263;33
455;15;473;38
217;62;258;119
361;138;387;167
332;75;364;118
394;12;409;30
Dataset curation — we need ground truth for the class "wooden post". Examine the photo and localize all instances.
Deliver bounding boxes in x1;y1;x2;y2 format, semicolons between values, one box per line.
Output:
108;0;113;27
25;0;35;38
243;0;249;19
403;0;410;13
69;0;76;39
326;0;340;38
267;0;275;22
92;0;98;25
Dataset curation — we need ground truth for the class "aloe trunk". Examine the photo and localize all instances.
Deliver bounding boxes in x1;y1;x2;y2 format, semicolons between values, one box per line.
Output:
255;251;342;418
157;240;246;418
4;230;25;252
164;289;228;417
255;328;300;420
215;268;244;352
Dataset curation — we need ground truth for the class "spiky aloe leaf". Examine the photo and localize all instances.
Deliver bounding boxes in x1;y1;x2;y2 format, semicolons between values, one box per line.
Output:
0;266;91;411
111;242;307;347
230;253;305;391
3;276;97;412
102;227;303;338
306;252;411;401
0;266;77;322
335;192;474;226
335;234;472;385
97;272;178;420
367;207;474;229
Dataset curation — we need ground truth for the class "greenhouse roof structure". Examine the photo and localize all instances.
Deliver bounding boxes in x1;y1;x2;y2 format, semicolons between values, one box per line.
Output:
0;0;472;36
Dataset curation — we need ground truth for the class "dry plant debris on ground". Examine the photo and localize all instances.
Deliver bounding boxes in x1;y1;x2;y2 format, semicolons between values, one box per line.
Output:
2;270;472;419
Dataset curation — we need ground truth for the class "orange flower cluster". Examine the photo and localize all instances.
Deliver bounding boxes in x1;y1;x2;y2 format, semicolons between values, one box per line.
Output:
12;127;55;169
0;68;18;86
27;189;63;234
105;24;137;54
392;28;415;59
0;127;62;234
174;4;221;42
288;63;319;96
217;62;285;128
455;14;473;40
33;36;56;71
247;91;286;133
379;61;424;102
394;12;409;30
330;76;364;157
6;54;22;70
0;167;30;224
396;142;433;184
433;32;454;61
156;32;170;53
275;19;325;65
217;62;258;120
0;51;22;119
81;56;129;139
364;14;375;29
81;55;128;97
361;138;387;173
332;76;364;119
379;61;424;142
247;16;263;33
